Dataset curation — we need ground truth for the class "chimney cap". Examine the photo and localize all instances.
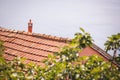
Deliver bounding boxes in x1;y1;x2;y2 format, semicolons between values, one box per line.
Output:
29;19;32;23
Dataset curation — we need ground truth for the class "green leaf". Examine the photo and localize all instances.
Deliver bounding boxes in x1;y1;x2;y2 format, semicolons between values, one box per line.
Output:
80;27;85;33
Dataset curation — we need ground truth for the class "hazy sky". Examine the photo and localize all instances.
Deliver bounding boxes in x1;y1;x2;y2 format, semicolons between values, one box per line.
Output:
0;0;120;50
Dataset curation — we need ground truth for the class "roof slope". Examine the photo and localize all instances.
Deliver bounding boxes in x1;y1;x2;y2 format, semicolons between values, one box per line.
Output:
0;27;70;65
0;27;113;66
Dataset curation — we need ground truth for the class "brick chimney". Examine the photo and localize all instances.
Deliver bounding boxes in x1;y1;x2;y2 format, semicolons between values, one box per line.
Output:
28;19;33;33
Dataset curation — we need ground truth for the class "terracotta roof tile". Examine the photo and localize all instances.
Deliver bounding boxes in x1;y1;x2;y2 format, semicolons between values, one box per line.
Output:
0;27;70;66
0;27;114;66
3;53;15;61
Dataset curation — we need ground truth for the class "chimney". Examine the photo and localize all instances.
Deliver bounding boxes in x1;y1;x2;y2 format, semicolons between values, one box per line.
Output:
28;19;33;33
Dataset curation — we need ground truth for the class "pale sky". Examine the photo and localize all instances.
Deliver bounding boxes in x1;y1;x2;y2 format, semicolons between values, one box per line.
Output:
0;0;120;50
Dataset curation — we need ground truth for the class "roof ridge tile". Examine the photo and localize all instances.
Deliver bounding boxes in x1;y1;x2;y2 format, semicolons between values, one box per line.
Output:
0;27;71;42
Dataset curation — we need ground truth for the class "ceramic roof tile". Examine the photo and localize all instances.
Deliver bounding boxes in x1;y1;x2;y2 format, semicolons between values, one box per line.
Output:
3;53;15;61
0;27;114;66
0;27;69;66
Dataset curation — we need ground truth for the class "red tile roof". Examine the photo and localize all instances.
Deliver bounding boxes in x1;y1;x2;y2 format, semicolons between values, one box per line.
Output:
0;27;114;66
0;27;70;65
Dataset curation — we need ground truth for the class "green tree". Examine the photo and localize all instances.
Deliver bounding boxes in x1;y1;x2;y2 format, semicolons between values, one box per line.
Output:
41;28;120;80
104;33;120;65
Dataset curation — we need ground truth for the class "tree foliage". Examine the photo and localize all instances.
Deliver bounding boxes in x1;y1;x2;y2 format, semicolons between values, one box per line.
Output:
0;28;120;80
104;33;120;65
104;33;120;52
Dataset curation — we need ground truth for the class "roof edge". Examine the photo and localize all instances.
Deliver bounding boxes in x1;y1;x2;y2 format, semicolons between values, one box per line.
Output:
91;43;112;59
